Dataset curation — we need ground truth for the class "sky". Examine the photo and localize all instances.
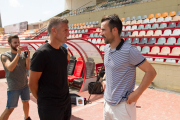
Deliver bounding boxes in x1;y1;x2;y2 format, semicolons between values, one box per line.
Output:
0;0;65;27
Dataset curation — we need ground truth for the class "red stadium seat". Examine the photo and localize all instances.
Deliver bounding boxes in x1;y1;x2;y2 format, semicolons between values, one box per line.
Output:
68;57;84;82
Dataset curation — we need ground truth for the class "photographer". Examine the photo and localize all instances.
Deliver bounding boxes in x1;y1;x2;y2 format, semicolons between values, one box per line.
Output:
0;35;31;120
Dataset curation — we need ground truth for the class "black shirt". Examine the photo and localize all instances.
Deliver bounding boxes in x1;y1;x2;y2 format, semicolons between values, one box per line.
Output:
30;43;70;107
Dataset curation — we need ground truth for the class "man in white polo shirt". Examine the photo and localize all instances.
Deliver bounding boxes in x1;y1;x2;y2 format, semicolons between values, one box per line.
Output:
100;14;157;120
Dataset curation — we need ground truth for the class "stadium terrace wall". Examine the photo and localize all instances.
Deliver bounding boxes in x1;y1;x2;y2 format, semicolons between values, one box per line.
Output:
66;0;180;26
136;62;180;92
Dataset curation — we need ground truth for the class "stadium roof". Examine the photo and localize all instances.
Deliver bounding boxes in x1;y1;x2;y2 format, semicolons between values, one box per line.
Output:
55;9;71;17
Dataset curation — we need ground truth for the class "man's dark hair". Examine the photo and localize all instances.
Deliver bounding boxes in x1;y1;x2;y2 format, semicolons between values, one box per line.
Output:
8;35;19;43
101;14;123;35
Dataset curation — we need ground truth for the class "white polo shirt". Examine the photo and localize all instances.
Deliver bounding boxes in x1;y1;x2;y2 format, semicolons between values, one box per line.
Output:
104;39;146;105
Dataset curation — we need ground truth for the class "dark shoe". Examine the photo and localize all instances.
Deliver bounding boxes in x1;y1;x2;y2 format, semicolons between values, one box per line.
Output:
25;117;31;120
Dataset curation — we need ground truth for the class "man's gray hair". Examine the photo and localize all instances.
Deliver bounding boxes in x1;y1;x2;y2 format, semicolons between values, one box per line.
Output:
47;17;69;34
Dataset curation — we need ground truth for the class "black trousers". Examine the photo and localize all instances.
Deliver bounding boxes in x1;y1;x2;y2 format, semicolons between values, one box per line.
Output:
38;102;71;120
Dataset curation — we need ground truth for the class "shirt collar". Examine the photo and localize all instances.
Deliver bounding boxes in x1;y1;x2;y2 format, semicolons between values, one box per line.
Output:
116;38;124;50
108;38;124;52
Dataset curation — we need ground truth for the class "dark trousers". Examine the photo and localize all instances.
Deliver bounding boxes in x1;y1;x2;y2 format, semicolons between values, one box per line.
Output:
38;102;71;120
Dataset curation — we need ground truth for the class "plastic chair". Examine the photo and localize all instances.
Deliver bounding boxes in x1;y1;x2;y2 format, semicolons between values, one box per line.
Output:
152;30;162;36
136;16;141;20
125;21;131;25
124;32;131;37
146;58;153;61
177;11;180;16
149;18;156;23
122;26;125;31
141;46;150;54
164;17;172;22
131;38;139;44
159;23;167;29
139;38;148;44
169;47;180;56
167;22;176;28
161;29;172;36
148;14;154;19
150;24;159;29
89;22;92;25
162;12;168;18
130;31;138;37
77;30;81;33
137;25;144;30
131;16;136;21
121;32;125;37
96;39;101;44
169;11;176;17
142;15;148;20
136;20;142;24
136;31;146;37
75;34;79;38
125;38;132;44
170;29;180;36
74;30;78;33
121;18;125;22
144;24;151;30
172;16;180;21
148;46;160;55
125;17;131;22
67;56;77;75
100;45;104;51
95;28;101;32
147;38;156;45
88;39;91;42
71;34;75;38
143;19;150;24
176;22;180;28
101;39;104;44
78;34;82;38
178;60;180;63
155;58;164;62
155;13;162;18
88;33;94;38
125;26;131;31
175;38;180;45
94;33;99;37
131;20;136;25
68;57;84;82
81;30;85;33
158;47;170;55
164;37;176;45
144;30;154;36
155;38;166;45
130;25;137;30
99;33;102;38
136;46;141;51
156;17;164;22
96;21;99;26
165;59;176;63
85;29;88;33
92;39;97;44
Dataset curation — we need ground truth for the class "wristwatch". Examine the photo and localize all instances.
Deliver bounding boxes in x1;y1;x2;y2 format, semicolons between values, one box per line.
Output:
101;79;106;82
